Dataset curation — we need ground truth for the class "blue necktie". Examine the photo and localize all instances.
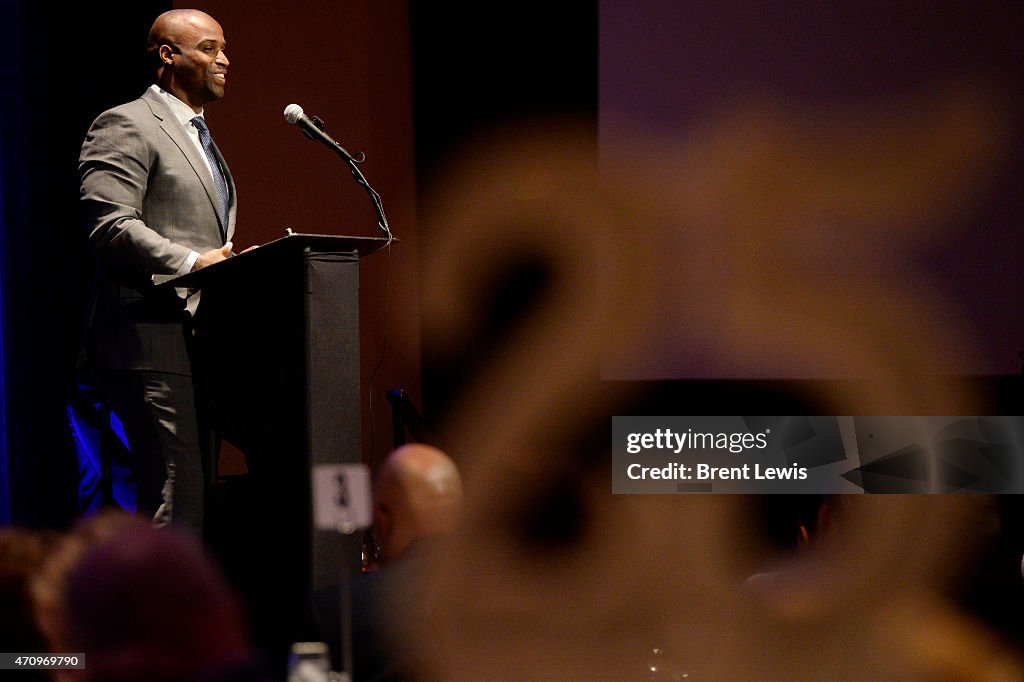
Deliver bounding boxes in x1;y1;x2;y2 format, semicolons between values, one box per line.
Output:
190;116;229;237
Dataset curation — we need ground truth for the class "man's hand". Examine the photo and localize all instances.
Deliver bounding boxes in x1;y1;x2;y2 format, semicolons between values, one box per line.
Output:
191;242;233;271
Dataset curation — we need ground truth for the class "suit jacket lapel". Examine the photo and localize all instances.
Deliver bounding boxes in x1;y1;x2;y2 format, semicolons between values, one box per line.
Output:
141;89;229;237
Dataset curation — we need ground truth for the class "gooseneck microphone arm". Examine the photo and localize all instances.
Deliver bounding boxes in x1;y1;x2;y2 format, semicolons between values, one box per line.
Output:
283;104;393;244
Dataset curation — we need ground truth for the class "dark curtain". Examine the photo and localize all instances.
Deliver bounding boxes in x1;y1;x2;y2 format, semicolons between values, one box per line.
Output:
0;1;167;527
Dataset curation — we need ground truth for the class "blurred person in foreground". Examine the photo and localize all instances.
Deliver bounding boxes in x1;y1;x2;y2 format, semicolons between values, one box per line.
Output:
32;511;272;682
0;526;58;682
308;443;463;680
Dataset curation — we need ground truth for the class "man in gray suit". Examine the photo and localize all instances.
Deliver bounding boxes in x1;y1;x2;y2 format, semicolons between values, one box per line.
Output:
79;9;237;535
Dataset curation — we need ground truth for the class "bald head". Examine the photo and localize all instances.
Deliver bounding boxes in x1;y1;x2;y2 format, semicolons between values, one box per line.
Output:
149;10;217;58
373;444;463;563
148;9;229;112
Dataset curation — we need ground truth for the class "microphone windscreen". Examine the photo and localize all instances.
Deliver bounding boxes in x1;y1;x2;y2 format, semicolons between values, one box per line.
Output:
283;104;304;124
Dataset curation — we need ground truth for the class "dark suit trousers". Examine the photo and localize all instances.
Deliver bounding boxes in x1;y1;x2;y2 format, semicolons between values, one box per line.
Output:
100;370;208;535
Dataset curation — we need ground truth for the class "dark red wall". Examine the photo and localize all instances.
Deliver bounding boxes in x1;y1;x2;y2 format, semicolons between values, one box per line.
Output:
178;1;421;467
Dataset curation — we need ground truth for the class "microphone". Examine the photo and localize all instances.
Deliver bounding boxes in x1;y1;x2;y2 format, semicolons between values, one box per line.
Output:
283;104;354;161
282;104;393;243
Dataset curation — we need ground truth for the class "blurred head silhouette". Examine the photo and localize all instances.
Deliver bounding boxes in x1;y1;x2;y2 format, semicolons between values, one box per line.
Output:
0;526;55;681
372;443;463;564
34;511;256;682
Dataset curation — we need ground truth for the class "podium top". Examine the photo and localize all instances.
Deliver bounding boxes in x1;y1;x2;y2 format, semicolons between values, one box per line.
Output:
152;232;391;289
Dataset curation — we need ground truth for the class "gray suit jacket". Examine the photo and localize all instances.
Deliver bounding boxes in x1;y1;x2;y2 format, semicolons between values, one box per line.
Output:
80;88;237;375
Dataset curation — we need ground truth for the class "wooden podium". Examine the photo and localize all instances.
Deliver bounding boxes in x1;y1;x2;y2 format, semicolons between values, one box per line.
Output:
158;232;389;662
